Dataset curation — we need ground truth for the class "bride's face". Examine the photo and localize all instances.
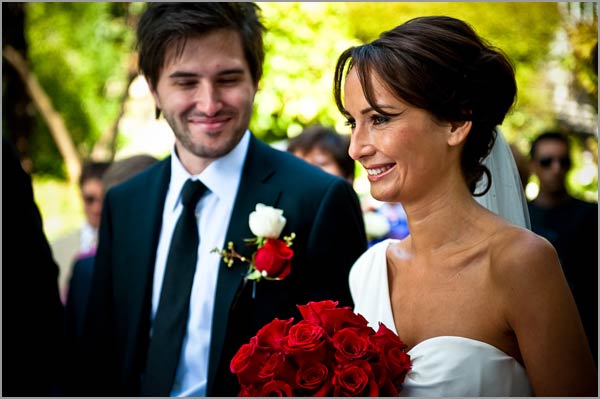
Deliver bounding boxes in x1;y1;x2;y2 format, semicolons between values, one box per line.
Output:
343;68;454;203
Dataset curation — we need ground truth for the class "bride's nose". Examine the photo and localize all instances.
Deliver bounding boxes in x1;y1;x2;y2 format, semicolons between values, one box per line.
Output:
348;126;375;161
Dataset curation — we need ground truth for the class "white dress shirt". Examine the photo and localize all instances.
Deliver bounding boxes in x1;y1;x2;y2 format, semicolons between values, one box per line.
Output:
79;222;98;254
151;130;250;397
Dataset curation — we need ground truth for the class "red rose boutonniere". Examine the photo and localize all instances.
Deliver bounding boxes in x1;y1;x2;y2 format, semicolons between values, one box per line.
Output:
213;203;296;283
230;300;411;397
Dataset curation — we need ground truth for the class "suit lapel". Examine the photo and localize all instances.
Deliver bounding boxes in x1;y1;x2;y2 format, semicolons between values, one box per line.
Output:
207;136;281;392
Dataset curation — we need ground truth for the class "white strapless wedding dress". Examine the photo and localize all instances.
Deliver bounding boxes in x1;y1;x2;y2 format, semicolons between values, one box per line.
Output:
350;239;533;397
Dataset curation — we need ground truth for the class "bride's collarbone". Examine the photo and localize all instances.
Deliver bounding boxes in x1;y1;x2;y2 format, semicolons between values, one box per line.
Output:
387;261;498;328
385;244;511;352
388;222;502;268
386;262;519;361
386;247;489;284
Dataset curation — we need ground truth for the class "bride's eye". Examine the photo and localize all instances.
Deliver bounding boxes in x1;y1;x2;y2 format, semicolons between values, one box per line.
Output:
371;114;390;126
344;118;356;130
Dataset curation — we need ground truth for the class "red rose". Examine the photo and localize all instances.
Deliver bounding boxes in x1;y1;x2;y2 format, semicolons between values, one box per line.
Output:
297;300;339;325
296;362;332;396
332;327;374;363
254;238;293;279
257;380;294;397
297;301;369;335
238;385;259;397
332;360;379;397
258;351;297;385
370;323;408;351
370;360;399;396
319;307;370;335
230;337;269;385
284;320;329;365
385;347;411;385
255;317;294;351
368;323;411;387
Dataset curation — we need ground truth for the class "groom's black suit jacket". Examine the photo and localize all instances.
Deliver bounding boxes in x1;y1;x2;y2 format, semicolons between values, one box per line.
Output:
78;135;367;396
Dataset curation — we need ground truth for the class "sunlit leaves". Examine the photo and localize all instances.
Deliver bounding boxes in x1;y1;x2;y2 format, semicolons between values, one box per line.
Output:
253;2;359;141
25;2;137;173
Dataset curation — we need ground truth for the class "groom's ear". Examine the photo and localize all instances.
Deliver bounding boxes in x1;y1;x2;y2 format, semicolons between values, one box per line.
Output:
446;120;472;147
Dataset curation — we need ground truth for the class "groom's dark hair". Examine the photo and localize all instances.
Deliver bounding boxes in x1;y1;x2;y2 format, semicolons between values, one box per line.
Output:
136;2;265;91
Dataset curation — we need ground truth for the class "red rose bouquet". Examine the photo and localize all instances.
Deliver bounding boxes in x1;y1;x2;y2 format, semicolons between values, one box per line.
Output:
230;300;411;396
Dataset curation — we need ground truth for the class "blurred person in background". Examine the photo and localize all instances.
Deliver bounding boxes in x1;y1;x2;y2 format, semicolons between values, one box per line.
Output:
287;124;355;183
65;154;159;340
3;138;65;395
64;154;158;394
527;130;598;364
363;201;410;246
50;160;111;302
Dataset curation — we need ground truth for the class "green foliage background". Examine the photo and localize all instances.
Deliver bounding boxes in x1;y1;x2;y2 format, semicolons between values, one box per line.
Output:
3;2;597;239
254;2;564;144
19;2;597;168
25;2;141;177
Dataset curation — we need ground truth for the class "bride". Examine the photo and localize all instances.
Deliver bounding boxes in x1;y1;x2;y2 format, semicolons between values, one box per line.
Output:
334;16;597;396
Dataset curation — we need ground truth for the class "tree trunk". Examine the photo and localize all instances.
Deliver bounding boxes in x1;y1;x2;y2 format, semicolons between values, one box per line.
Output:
3;44;81;184
2;3;35;173
90;60;138;161
91;3;141;161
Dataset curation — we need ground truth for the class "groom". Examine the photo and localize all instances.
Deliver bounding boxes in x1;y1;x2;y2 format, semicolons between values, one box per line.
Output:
76;3;367;397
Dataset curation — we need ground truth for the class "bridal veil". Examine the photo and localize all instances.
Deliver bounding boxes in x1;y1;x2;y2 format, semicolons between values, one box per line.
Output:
475;129;531;229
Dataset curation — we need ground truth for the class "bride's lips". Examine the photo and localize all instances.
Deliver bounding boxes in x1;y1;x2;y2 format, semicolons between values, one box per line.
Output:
364;163;396;182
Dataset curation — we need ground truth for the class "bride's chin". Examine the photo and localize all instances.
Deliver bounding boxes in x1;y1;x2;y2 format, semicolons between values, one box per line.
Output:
370;188;397;204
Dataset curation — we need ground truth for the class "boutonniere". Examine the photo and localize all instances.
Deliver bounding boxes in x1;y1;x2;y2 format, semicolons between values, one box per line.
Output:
213;203;296;284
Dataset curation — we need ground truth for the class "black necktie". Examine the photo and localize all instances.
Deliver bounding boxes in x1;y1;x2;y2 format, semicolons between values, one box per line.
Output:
141;179;208;396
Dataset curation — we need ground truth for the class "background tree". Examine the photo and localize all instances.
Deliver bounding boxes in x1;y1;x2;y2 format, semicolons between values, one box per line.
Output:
2;2;596;233
252;2;360;142
310;2;563;142
3;2;143;182
3;3;35;172
562;2;597;111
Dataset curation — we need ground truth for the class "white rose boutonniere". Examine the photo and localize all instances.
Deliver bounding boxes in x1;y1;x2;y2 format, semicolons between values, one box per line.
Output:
212;204;296;297
248;203;286;239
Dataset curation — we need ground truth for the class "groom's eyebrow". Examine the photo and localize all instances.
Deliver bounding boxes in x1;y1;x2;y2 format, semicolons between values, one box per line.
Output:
169;71;198;79
168;68;245;79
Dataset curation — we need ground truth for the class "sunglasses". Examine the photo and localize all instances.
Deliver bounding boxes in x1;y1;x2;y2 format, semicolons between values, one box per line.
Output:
83;195;102;205
537;156;570;170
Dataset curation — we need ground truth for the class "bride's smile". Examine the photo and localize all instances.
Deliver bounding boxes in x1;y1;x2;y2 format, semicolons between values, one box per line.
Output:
364;163;395;178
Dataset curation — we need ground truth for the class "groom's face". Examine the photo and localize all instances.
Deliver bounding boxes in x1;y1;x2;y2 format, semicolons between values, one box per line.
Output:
150;29;258;174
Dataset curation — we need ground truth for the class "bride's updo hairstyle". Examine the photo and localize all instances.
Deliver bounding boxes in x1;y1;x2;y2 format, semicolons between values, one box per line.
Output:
334;16;517;195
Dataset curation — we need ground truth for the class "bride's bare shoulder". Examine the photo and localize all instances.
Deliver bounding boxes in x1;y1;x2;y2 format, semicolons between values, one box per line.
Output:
488;219;561;282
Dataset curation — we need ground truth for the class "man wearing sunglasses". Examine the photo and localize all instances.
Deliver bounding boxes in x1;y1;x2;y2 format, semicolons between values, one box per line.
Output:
528;130;598;365
50;160;111;302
